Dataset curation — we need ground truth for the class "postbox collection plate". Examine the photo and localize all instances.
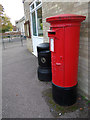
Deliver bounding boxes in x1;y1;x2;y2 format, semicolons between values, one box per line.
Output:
50;38;54;52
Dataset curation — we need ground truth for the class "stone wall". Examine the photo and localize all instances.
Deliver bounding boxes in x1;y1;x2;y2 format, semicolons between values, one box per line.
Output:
23;0;33;52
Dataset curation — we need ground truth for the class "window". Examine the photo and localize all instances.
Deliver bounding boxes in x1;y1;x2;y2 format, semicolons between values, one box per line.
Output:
30;0;43;37
37;7;43;36
31;4;34;10
32;11;37;36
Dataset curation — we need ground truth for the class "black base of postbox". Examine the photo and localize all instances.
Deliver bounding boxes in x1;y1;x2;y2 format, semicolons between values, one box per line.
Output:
52;83;78;106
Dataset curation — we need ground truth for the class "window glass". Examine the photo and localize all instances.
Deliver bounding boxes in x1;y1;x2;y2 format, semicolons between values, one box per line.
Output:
31;4;34;10
32;11;37;36
37;7;43;36
36;0;41;6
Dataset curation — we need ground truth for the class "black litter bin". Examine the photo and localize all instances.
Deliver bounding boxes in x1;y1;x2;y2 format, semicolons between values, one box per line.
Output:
38;66;52;81
37;43;49;53
38;50;51;68
37;43;52;81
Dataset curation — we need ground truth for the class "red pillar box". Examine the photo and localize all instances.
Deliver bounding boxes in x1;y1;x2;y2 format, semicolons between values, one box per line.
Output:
46;14;86;106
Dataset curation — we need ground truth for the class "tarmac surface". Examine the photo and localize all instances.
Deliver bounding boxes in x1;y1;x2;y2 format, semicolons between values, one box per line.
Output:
2;40;53;118
2;39;89;119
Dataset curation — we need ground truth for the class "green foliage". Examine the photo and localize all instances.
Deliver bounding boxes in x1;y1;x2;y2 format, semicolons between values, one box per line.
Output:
0;4;13;33
82;95;86;100
0;4;4;15
1;15;13;33
40;23;43;30
86;100;90;104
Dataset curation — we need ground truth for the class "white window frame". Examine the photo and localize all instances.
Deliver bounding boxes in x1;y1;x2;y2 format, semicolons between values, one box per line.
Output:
30;0;43;38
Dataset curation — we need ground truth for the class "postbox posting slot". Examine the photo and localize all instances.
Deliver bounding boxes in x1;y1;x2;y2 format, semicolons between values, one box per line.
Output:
48;30;56;37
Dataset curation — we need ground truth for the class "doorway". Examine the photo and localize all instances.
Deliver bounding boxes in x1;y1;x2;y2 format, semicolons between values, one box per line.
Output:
30;0;43;56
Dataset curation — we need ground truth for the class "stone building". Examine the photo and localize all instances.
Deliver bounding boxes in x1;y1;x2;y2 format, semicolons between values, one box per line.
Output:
22;0;89;99
15;16;25;35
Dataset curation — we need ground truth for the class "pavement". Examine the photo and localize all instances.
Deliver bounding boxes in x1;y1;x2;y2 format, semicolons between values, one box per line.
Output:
2;39;89;119
0;44;2;119
2;40;53;118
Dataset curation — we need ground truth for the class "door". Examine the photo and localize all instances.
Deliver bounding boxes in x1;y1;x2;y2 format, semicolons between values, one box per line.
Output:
30;0;43;56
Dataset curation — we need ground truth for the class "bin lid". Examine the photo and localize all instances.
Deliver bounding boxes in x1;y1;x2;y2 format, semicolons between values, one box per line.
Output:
37;43;49;52
46;14;86;23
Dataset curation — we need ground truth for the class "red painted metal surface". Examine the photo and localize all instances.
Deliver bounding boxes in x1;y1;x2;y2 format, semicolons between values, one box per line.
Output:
46;14;86;87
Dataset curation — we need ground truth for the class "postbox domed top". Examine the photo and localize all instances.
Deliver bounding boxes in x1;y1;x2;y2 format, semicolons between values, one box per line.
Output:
46;14;86;23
